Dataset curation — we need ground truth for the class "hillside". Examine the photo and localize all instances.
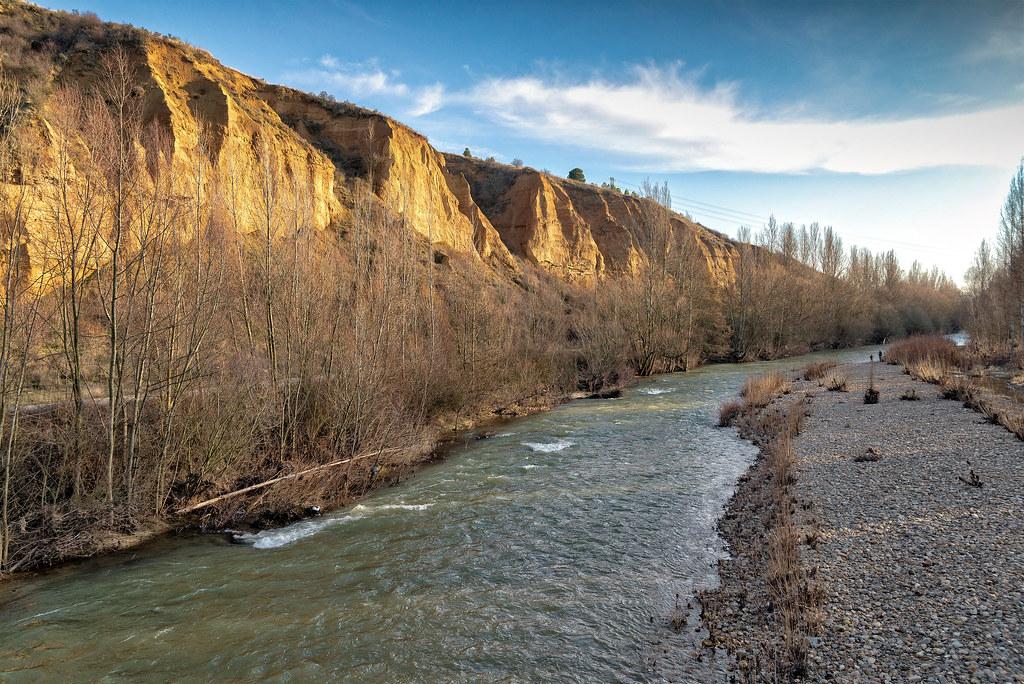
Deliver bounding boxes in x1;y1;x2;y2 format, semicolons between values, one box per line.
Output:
0;0;738;286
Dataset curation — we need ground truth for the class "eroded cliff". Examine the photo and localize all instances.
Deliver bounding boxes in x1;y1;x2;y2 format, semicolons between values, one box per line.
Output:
444;155;740;286
1;0;737;288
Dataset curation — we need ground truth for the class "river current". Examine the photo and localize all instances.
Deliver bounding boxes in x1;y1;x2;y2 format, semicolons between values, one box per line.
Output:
0;346;876;682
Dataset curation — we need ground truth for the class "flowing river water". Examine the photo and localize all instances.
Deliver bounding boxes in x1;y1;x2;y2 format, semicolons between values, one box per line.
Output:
1;347;876;682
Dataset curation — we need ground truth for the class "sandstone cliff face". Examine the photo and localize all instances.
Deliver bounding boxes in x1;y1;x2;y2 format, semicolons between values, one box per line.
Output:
444;155;740;286
139;40;342;232
255;85;513;265
1;0;739;289
1;4;345;275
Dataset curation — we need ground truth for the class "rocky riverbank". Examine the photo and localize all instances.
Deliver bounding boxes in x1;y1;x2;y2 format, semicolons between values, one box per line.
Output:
703;361;1024;682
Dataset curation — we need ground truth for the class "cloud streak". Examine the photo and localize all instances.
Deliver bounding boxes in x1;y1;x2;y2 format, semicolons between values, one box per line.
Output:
456;64;1024;174
965;27;1024;64
287;56;448;119
289;56;410;98
289;59;1022;175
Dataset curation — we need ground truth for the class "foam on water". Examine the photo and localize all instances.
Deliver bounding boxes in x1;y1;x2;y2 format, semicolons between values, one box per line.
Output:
352;503;433;513
237;515;359;549
640;388;673;395
239;503;433;549
521;439;574;453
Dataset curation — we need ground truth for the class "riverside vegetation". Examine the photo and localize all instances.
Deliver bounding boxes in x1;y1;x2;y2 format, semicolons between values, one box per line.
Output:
887;335;1024;441
0;2;961;575
711;373;819;680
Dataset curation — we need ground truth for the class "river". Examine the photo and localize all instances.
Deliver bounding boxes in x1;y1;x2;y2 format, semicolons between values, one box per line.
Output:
0;346;878;682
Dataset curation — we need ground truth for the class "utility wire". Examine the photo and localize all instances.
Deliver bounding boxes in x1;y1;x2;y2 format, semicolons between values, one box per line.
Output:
609;177;959;255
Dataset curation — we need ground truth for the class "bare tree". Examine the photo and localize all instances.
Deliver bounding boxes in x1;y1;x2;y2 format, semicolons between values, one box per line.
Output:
93;46;143;505
0;71;45;570
998;160;1024;345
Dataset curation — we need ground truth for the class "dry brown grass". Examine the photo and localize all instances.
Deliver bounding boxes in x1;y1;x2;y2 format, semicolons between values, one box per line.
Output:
764;425;819;678
886;334;965;369
962;394;1024;441
940;376;974;402
770;432;797;490
823;371;847;392
935;376;1024;440
711;376;819;679
741;371;787;408
802;360;837;381
893;339;1024;443
909;358;949;384
998;411;1024;441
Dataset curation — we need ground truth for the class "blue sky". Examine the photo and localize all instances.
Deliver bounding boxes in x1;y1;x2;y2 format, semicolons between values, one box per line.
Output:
45;0;1024;280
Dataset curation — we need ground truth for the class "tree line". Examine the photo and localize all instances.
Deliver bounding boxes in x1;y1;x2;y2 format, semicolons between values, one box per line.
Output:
965;160;1024;352
0;51;960;573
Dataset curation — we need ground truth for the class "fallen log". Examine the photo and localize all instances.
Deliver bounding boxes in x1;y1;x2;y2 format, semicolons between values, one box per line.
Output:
176;446;405;515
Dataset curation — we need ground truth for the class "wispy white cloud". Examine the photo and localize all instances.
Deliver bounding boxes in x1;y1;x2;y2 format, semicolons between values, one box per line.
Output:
409;83;445;117
965;27;1024;64
452;63;1024;174
288;55;409;98
288;58;1023;175
288;56;449;119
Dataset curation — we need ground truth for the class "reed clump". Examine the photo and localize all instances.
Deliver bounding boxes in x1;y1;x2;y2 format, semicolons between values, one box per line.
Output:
720;372;789;429
823;372;848;392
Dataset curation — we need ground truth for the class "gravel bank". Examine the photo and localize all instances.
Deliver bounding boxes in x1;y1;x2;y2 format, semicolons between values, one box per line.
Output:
704;361;1024;682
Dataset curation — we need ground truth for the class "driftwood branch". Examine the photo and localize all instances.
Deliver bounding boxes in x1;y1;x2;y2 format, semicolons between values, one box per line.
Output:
958;470;984;488
176;446;405;514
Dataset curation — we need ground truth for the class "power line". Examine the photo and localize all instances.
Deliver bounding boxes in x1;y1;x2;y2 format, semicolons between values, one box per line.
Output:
618;179;960;254
674;195;769;222
685;208;756;226
614;179;768;223
605;177;961;259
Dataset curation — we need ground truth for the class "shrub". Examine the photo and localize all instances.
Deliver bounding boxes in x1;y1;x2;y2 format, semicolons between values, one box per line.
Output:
864;362;879;403
899;389;920;401
511;158;524;167
887;335;965;369
718;399;743;427
567;167;586;182
802;360;837;381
